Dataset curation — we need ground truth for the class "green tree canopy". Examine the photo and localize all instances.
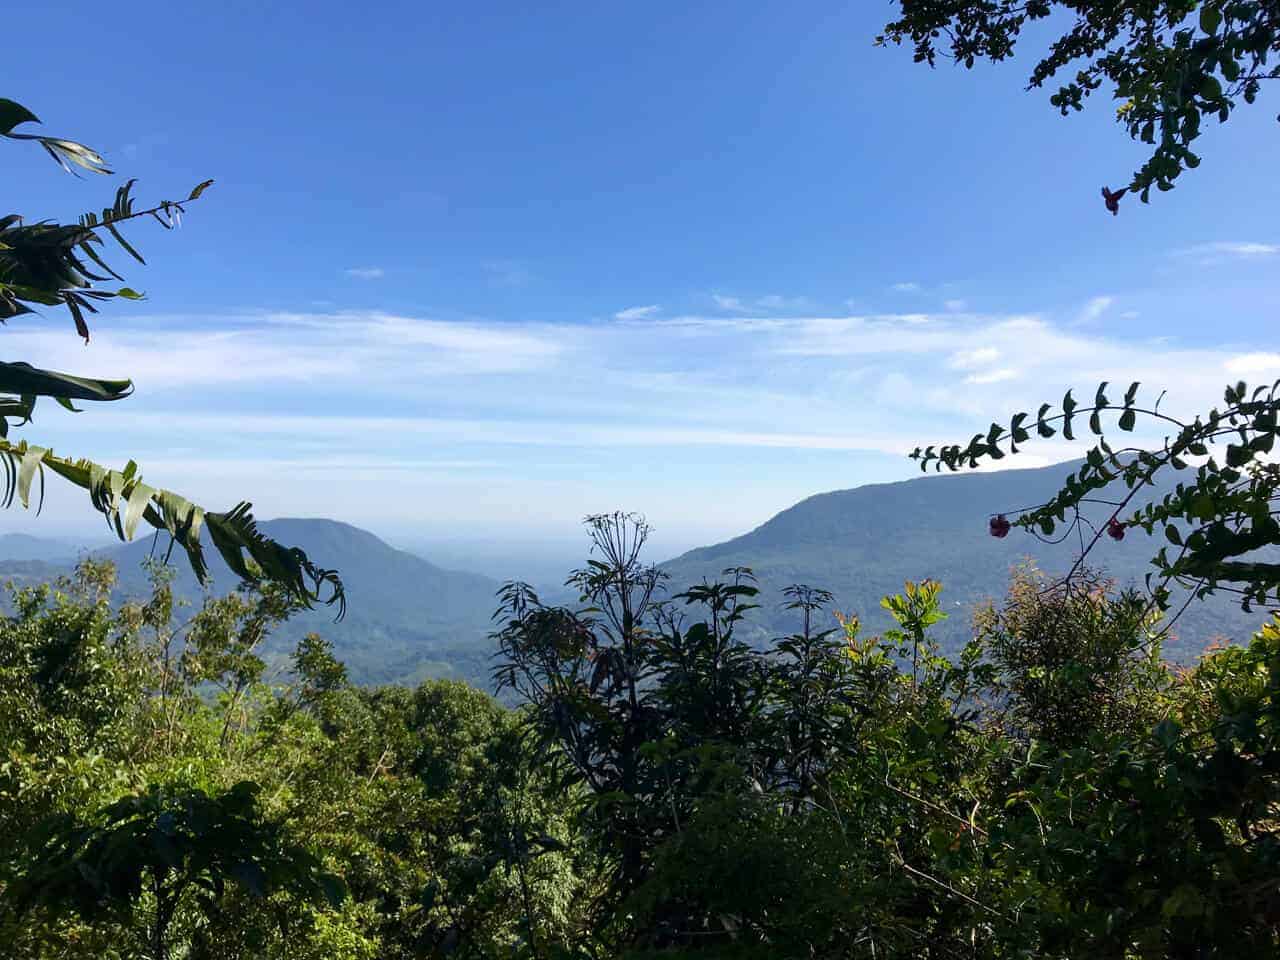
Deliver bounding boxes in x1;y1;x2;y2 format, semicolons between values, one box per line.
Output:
879;2;1280;209
8;782;344;960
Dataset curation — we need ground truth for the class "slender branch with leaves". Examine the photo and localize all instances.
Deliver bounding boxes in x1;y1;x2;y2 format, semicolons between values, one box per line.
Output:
0;96;343;616
913;379;1280;625
878;1;1280;209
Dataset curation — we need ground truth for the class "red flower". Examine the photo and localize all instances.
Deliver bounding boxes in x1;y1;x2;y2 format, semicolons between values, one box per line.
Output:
989;514;1011;538
1101;186;1127;216
1107;518;1125;541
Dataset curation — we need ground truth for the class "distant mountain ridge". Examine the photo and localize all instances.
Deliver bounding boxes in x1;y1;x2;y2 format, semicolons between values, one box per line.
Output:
3;463;1273;685
0;533;97;564
107;518;502;686
659;460;1276;660
1;519;501;688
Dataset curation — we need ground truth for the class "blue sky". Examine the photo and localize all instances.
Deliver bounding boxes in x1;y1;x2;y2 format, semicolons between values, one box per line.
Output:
5;1;1278;558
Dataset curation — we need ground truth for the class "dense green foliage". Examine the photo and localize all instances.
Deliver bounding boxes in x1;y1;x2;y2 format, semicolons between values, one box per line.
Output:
4;4;1277;955
0;561;585;958
6;509;1275;957
10;781;344;960
879;1;1280;207
1;96;343;615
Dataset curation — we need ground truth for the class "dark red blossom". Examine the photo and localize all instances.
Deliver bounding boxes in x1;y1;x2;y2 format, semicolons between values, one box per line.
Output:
989;514;1012;538
1102;186;1127;216
1107;517;1126;541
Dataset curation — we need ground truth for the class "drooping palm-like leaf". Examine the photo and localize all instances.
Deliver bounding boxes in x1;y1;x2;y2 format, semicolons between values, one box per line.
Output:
0;96;112;175
0;360;134;436
1;178;208;340
0;361;132;402
0;439;345;618
1;100;210;339
2;95;344;615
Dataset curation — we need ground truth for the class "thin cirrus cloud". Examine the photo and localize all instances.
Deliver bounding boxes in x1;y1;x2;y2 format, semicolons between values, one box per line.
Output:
710;293;811;313
344;266;385;279
948;347;1001;370
755;294;811;312
21;307;1279;426
14;306;1280;537
614;304;662;321
1176;241;1279;264
964;368;1019;385
712;293;748;312
108;412;915;454
1075;295;1114;325
3;311;568;390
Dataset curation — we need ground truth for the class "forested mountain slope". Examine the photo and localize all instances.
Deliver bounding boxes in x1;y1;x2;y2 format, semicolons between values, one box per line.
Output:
661;460;1275;660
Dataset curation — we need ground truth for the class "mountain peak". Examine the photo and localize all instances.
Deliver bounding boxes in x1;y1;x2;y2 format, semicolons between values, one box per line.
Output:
661;458;1265;660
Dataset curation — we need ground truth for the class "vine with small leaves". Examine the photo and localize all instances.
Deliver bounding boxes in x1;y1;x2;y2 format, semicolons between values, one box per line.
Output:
913;379;1280;624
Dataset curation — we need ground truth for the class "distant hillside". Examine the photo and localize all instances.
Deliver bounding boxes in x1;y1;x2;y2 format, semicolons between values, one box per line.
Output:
0;557;65;588
0;534;92;591
660;461;1276;661
98;518;502;687
5;463;1274;687
0;533;94;564
1;520;502;688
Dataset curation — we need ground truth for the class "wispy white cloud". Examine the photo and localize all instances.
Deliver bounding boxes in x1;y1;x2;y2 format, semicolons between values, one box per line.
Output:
754;294;811;312
1225;353;1280;376
944;299;967;312
614;304;661;321
1223;242;1278;256
3;310;567;389
765;313;1026;357
1176;241;1279;264
705;294;811;314
891;281;921;293
130;456;502;474
111;413;912;454
965;368;1019;385
653;315;791;333
948;347;1000;370
344;266;385;279
712;293;748;312
1075;295;1113;325
15;305;1276;541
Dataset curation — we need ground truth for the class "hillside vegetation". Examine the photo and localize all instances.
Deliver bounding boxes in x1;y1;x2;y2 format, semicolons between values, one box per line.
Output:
3;2;1280;954
3;457;1272;692
2;520;500;688
663;459;1277;662
1;516;1277;957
